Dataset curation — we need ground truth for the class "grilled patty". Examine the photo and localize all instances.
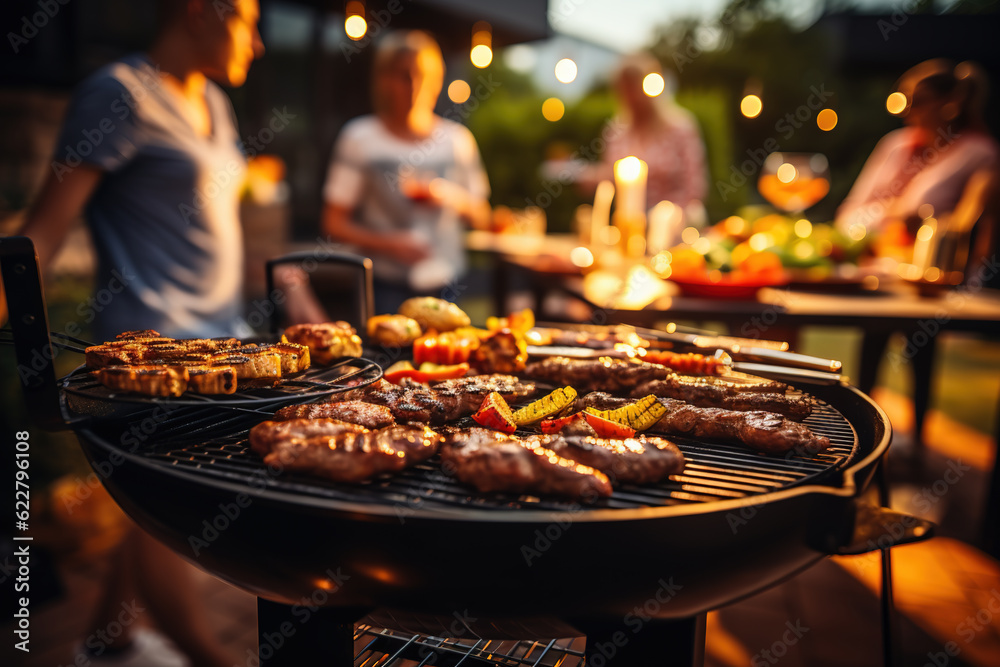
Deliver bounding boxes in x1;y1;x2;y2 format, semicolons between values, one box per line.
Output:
340;375;538;425
249;419;443;483
544;434;686;485
272;401;395;429
441;428;612;501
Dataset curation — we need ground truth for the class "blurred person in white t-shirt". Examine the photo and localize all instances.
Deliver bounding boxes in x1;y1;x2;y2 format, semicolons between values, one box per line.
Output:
322;30;491;313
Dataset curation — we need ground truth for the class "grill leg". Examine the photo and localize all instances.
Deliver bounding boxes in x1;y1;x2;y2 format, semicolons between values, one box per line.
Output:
257;598;367;667
580;615;705;667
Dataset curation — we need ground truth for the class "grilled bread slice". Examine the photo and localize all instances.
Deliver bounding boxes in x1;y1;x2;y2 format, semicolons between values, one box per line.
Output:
210;348;282;382
94;365;188;397
186;365;238;394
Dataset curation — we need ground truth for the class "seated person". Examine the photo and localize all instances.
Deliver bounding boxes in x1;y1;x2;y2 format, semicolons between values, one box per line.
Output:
579;52;708;216
322;30;491;314
836;59;998;268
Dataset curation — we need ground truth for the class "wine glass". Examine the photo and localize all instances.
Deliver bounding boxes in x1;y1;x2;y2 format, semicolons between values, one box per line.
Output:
757;152;830;213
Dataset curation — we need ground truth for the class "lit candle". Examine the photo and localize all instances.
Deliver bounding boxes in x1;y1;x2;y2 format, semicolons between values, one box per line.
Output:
592;180;615;246
613;156;648;257
614;156;647;218
647;200;682;255
911;218;938;271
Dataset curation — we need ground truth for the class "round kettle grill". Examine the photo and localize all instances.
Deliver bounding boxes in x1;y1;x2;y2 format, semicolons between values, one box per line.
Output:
1;237;933;666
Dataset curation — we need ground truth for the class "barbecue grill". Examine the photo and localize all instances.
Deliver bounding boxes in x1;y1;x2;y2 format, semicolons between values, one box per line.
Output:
1;236;933;666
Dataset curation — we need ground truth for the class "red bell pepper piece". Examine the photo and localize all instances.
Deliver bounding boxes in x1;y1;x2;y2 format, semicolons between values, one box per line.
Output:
472;391;517;434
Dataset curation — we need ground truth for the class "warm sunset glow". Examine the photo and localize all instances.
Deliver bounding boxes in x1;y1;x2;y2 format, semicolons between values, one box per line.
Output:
447;79;471;104
643;73;665;97
886;92;907;115
555;58;578;83
541;97;565;121
740;94;762;118
816;108;838;131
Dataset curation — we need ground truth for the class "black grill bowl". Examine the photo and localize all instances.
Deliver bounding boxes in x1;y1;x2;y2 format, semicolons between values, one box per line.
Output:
68;383;916;638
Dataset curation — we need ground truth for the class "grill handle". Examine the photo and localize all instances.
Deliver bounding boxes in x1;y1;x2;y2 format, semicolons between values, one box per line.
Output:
0;236;65;430
825;500;935;555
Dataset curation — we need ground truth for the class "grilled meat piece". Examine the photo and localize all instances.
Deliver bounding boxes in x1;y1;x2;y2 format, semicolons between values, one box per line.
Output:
210;349;282;382
545;434;685;485
523;356;786;395
186;365;237;394
441;428;612;501
94;365;188;397
252;421;443;483
249;418;368;455
574;392;830;455
630;380;810;421
272;401;395;429
340;375;538;425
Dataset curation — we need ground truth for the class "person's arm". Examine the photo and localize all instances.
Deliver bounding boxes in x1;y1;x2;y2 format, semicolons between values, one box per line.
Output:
322;202;429;265
0;165;104;325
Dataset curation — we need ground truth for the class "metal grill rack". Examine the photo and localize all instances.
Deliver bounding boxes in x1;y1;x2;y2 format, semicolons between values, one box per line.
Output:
353;626;586;666
60;356;383;412
90;391;858;512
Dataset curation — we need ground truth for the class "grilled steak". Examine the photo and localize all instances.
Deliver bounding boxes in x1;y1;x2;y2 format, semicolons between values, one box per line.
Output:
249;419;443;482
340;375;538;425
545;434;685;485
574;392;830;455
249;418;368;456
272;401;395;429
630;380;811;421
522;356;787;395
93;365;187;397
441;428;612;501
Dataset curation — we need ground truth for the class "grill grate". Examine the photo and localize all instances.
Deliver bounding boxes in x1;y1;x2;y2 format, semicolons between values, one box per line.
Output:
353;625;586;666
99;390;858;512
61;356;383;411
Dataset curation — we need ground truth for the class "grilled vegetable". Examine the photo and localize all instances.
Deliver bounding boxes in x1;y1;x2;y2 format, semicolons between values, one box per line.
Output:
511;386;577;426
539;411;636;439
472;392;517;434
412;330;481;365
584;412;636;438
383;361;470;385
584;394;666;432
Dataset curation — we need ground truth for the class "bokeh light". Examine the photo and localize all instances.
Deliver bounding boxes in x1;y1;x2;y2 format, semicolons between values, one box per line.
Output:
570;246;594;268
776;162;798;183
740;94;762;118
541;97;565;122
643;73;665;97
470;44;493;68
816;108;838;131
794;219;813;238
344;15;367;40
886;92;907;115
447;80;471;104
681;226;700;245
554;58;578;84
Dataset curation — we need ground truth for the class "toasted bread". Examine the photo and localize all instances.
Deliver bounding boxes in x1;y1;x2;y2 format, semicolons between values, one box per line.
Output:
94;365;188;397
186;365;238;394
